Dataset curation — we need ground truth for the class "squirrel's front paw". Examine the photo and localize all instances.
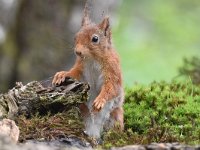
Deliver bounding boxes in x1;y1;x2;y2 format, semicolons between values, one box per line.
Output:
52;71;69;85
92;98;106;112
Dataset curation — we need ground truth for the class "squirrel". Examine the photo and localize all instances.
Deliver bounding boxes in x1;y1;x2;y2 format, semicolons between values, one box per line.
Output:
52;2;124;138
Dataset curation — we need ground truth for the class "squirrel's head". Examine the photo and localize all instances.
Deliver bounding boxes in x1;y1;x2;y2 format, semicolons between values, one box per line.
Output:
74;2;112;60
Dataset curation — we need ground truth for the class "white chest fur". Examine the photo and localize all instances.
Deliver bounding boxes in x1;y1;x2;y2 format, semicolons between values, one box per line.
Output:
81;59;123;138
82;59;104;104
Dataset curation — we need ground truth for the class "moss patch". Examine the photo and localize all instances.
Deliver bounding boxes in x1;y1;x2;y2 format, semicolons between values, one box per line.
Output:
103;81;200;149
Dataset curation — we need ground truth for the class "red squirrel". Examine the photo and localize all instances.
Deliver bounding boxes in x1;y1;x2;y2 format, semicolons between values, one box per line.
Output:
52;3;124;138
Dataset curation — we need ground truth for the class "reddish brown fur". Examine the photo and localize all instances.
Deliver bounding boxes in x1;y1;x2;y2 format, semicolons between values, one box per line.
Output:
110;107;124;130
52;5;124;137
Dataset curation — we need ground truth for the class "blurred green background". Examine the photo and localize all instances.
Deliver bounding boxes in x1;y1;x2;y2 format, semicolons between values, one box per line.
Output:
113;0;200;86
0;0;200;92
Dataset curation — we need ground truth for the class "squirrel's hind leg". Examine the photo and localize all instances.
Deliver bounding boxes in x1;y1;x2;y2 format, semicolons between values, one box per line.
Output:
108;107;124;131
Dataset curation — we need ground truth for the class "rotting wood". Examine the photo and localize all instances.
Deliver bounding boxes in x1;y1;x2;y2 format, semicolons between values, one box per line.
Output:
0;77;89;119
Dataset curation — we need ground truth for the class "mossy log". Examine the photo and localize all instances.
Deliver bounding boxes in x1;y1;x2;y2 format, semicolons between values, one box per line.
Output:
0;77;89;118
0;77;92;143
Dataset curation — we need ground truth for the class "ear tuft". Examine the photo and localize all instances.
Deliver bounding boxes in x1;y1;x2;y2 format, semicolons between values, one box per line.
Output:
82;0;91;26
99;16;110;36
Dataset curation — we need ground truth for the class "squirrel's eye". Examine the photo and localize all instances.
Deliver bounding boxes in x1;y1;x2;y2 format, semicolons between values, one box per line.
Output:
91;35;99;43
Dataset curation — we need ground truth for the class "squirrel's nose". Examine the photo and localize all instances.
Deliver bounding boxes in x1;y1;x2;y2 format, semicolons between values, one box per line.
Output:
75;51;82;56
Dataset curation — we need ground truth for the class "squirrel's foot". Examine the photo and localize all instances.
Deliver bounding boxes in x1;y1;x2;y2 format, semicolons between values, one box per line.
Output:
92;98;106;112
52;71;69;85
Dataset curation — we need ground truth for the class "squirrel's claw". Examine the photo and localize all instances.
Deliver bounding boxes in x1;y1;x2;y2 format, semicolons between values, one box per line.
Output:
92;98;106;112
52;71;68;85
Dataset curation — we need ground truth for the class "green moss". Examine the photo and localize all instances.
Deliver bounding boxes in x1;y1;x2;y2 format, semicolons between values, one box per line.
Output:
103;81;200;148
14;80;200;148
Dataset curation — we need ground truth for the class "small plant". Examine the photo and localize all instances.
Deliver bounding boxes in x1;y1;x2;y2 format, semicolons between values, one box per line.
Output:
179;57;200;84
103;81;200;148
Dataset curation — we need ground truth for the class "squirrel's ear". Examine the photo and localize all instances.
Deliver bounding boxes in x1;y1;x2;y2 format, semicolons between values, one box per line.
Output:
99;16;112;44
82;0;91;27
98;16;110;36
